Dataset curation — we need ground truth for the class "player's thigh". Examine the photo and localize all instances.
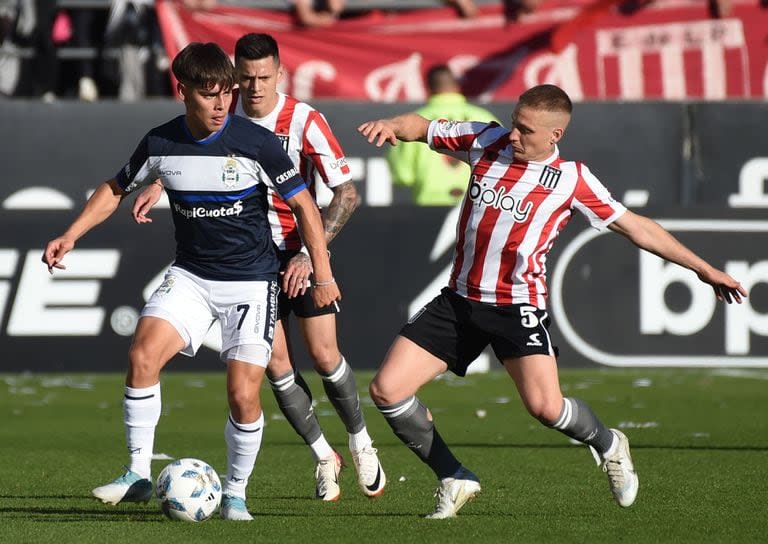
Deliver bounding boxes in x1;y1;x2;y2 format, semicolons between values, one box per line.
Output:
131;316;187;365
215;279;279;364
502;354;563;421
370;335;449;405
141;267;216;358
297;313;340;370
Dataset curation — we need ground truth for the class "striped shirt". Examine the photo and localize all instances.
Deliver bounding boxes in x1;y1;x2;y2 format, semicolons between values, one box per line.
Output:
428;119;626;308
234;91;352;251
116;114;306;281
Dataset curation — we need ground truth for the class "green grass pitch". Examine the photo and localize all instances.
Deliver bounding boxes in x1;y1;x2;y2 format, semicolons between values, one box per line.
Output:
1;368;767;543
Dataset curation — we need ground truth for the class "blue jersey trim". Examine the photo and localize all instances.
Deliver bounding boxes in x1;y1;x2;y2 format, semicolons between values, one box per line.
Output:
281;183;306;201
168;184;259;203
182;114;230;145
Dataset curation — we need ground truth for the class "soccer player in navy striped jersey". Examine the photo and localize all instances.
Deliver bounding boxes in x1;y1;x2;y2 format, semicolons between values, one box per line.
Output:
42;42;339;521
133;33;385;502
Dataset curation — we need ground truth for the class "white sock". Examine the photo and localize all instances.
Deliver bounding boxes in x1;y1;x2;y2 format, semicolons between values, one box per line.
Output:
309;435;335;462
224;412;264;499
349;427;373;452
123;383;161;480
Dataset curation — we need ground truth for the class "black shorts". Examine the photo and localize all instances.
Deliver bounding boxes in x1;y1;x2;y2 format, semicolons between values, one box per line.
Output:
277;249;340;320
400;287;558;376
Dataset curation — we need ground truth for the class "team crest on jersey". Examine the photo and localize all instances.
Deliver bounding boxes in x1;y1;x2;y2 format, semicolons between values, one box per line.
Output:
222;154;239;188
276;134;290;152
538;165;561;190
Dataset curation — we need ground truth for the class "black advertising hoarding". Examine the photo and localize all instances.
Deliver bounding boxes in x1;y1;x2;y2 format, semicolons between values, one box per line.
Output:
0;208;765;372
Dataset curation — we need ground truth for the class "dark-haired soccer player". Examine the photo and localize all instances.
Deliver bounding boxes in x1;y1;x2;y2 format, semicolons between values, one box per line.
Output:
359;84;746;518
42;42;339;521
133;33;384;502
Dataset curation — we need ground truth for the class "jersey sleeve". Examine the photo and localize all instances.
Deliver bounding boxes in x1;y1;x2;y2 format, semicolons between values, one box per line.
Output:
427;119;493;153
303;110;352;188
259;131;307;201
115;134;159;193
571;163;627;230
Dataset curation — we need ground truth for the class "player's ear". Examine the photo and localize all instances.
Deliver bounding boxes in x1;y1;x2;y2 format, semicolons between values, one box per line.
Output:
551;127;564;144
177;82;187;102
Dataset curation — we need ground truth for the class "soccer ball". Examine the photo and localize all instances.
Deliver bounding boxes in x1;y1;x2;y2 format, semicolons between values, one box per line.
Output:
156;458;222;522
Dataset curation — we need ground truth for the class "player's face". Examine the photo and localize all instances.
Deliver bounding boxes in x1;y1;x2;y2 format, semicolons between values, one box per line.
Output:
509;106;566;162
180;82;232;139
236;56;283;118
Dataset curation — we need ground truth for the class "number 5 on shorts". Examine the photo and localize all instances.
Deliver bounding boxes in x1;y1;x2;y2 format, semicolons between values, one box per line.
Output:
520;306;539;328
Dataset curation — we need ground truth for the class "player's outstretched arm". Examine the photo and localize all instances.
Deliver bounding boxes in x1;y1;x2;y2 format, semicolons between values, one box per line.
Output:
42;179;126;273
285;189;341;308
608;210;747;303
131;180;164;224
357;113;430;147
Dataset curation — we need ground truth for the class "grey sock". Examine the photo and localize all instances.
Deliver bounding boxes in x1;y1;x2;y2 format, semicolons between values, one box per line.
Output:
269;370;322;445
377;396;461;479
549;397;614;454
320;358;365;434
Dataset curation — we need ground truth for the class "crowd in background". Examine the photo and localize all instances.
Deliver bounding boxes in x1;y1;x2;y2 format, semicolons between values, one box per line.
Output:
0;0;553;101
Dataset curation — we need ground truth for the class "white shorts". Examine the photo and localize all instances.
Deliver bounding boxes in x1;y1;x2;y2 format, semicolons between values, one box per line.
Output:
141;266;277;367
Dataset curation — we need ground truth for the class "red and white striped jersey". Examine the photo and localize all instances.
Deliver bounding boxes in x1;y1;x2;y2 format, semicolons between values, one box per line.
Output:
233;91;352;251
428;119;627;308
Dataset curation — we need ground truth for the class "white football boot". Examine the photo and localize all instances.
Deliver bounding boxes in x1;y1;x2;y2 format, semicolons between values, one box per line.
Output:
601;429;639;507
426;466;481;519
315;450;343;501
220;494;253;521
351;445;386;498
92;468;153;505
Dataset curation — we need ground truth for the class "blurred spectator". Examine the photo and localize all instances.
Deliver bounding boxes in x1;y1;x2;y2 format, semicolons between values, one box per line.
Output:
291;0;345;28
29;0;60;101
445;0;479;18
387;64;499;206
182;0;216;10
71;9;99;101
504;0;544;21
105;1;169;101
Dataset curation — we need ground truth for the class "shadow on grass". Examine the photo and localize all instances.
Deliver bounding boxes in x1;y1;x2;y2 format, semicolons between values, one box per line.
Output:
447;443;768;452
1;505;163;522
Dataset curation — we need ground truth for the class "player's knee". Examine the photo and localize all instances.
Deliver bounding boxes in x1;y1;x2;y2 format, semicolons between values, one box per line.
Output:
128;344;163;381
227;386;261;418
526;397;563;426
309;346;341;373
369;377;395;406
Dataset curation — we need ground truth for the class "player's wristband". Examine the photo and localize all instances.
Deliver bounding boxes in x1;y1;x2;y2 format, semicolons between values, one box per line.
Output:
312;278;336;288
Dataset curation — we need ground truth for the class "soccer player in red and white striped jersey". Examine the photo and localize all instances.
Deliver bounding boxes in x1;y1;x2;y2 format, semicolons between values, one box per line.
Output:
360;84;746;518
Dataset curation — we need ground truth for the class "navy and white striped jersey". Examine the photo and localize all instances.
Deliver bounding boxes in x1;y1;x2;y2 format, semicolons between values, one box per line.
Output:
115;114;307;281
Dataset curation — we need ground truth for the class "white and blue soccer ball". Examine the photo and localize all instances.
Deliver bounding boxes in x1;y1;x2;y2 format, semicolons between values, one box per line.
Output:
156;458;222;522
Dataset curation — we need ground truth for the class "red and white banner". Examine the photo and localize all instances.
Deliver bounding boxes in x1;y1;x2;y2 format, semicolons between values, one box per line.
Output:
156;0;768;101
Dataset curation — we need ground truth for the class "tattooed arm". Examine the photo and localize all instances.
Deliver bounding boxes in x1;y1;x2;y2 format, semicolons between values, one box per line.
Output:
323;181;360;244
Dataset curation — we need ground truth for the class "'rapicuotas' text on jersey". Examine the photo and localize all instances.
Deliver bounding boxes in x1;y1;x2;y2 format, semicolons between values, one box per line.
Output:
428;119;627;308
116;114;306;281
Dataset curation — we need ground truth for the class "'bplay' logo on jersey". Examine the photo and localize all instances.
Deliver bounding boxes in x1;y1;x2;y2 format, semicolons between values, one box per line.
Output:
469;178;532;222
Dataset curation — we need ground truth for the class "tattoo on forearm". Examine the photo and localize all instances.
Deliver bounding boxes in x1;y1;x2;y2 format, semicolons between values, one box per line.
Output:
324;182;360;244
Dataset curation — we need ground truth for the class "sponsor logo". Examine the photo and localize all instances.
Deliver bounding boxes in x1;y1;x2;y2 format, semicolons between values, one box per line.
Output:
538;165;561;190
154;276;175;297
222;155;239;188
329;157;348;170
159;169;182;177
526;333;543;347
438;120;459;131
275;167;299;185
468;178;533;221
550;220;768;367
173;200;244;219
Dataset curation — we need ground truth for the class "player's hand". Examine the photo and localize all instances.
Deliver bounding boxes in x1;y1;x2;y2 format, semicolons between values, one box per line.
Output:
41;236;75;274
358;120;399;148
281;252;312;298
132;182;164;224
698;266;747;304
312;280;341;309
